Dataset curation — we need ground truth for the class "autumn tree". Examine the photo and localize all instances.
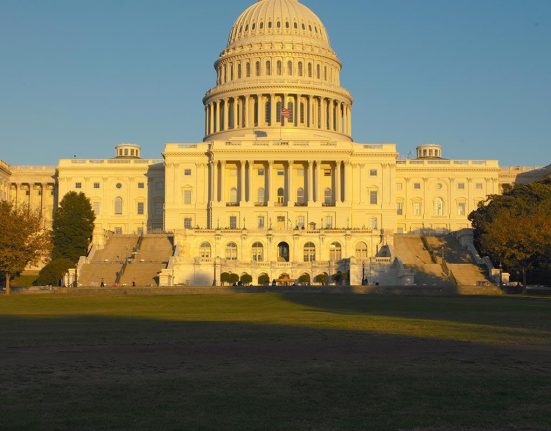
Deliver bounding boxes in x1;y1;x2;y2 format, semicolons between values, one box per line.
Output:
0;201;51;295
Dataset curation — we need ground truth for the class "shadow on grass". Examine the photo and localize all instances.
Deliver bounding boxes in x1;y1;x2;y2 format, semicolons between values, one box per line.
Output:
1;314;550;431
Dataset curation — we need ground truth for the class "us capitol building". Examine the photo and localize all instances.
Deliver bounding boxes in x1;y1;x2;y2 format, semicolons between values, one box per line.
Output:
1;0;548;286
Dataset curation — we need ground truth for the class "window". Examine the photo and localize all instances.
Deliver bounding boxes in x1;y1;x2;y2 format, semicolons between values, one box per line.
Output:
200;242;211;260
114;227;123;235
246;62;251;77
324;216;333;229
92;202;101;215
114;197;123;215
277;169;284;176
329;242;342;261
266;61;271;76
229;216;237;229
256;61;261;76
258;168;265;176
184;218;192;229
257;187;265;203
397;183;403;191
137;202;144;215
297;216;305;229
287;61;293;75
297;187;305;204
304;242;316;262
298;62;303;76
225;242;238;260
75;182;82;189
324;169;332;177
413;202;422;216
257;216;265;229
458;183;465;190
324;188;333;205
308;63;313;77
184;190;192;205
414;183;421;190
237;63;242;79
116;183;122;189
458;202;466;216
355;242;368;259
277;188;285;204
476;183;483;190
397;201;404;215
436;183;443;190
370;191;378;205
184;169;192;176
370;169;378;176
277;60;282;75
316;64;321;79
252;242;264;262
138;182;145;189
93;182;100;189
229;188;238;204
434;198;445;216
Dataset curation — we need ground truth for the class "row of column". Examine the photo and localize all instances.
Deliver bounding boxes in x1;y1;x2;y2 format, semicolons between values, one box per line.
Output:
9;182;55;220
205;94;352;137
210;160;352;206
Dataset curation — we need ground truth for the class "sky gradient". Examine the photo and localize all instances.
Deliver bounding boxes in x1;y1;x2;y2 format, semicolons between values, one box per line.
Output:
0;0;550;166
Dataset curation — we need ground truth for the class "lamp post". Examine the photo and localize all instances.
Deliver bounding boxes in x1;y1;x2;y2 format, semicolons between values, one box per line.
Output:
212;257;218;287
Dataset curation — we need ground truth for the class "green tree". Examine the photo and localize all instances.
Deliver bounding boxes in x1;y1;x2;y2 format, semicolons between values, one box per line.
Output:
0;201;51;295
470;178;551;285
52;192;95;264
220;272;231;286
34;258;73;286
298;274;311;285
240;273;253;286
314;273;328;286
228;273;239;285
258;274;270;285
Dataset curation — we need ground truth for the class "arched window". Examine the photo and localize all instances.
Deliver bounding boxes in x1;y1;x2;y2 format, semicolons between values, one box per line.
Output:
200;242;212;260
256;61;261;76
114;197;123;215
308;63;313;77
277;187;285;204
265;99;271;125
277;60;282;75
257;187;265;204
276;101;282;123
288;102;294;122
252;242;264;262
266;60;271;76
324;187;333;205
287;61;293;75
304;242;316;262
316;64;321;79
434;198;445;216
246;62;251;78
230;187;238;204
260;22;264;29
225;242;238;261
355;242;368;259
298;62;303;76
324;66;327;80
230;64;234;80
237;63;242;79
297;187;305;204
329;242;342;261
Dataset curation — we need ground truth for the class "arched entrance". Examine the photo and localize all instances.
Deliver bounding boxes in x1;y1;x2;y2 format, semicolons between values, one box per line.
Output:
277;242;290;262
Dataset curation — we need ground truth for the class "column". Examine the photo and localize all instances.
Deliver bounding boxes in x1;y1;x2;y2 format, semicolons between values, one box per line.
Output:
216;100;221;133
244;95;249;129
321;99;326;130
211;161;217;203
209;104;214;136
335;161;341;203
282;93;288;126
223;99;229;131
336;103;341;133
267;161;273;205
240;161;246;203
204;107;208;137
328;100;334;131
307;161;313;204
270;94;276;127
345;161;352;205
232;98;238;129
296;94;301;126
220;161;226;203
247;161;253;203
316;161;322;203
287;161;294;206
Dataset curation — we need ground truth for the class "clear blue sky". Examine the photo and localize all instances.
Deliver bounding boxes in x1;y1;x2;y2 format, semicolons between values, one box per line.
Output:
0;0;550;166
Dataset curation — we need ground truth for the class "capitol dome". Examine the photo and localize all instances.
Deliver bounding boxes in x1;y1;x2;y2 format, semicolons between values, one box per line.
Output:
203;0;353;142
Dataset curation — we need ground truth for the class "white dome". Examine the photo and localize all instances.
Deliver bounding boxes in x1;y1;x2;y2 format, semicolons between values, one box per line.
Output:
228;0;331;49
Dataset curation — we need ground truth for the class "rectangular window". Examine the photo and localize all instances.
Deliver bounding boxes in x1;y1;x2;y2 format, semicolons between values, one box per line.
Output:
184;169;192;176
370;218;378;230
184;218;192;229
458;202;466;216
397;202;403;215
370;169;378;176
137;202;144;215
414;183;421;190
476;183;483;190
229;216;237;229
297;216;305;229
297;168;304;177
257;216;265;229
114;227;123;235
413;202;422;216
458;183;465;190
75;182;82;189
258;168;265;176
138;182;145;189
324;216;333;229
370;191;378;205
184;190;192;205
397;183;403;191
277;170;284;176
324;169;332;177
93;182;100;189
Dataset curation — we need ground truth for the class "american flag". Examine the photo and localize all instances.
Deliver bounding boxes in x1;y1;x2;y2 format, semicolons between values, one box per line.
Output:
281;107;291;119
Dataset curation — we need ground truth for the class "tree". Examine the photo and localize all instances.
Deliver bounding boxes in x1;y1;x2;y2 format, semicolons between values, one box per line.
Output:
0;201;51;295
240;273;253;286
228;273;239;285
314;273;328;286
258;274;270;285
220;272;231;286
34;258;73;287
332;271;343;285
298;274;311;285
52;192;95;264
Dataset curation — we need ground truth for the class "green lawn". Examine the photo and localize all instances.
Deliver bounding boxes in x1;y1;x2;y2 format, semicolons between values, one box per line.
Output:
1;294;550;431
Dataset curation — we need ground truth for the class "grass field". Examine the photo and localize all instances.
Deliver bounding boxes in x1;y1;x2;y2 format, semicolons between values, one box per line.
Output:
1;293;550;431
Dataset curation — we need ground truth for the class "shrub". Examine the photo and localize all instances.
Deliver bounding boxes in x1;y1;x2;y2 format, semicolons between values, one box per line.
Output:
34;258;73;286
